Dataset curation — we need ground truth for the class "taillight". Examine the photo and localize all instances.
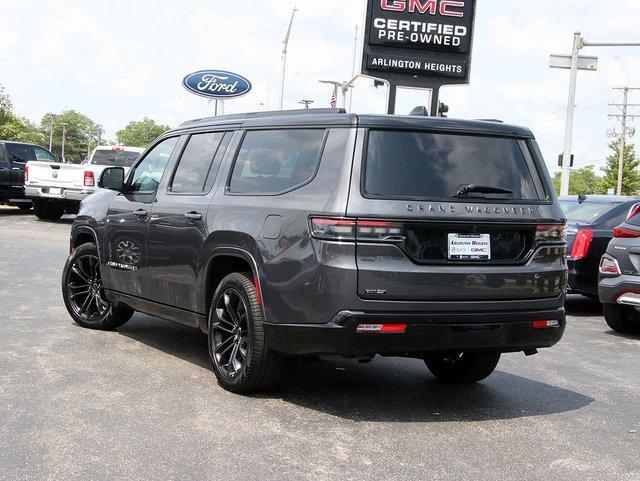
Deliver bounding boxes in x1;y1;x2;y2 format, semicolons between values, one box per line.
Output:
569;229;594;261
532;320;561;329
356;220;404;241
309;217;356;240
536;224;567;244
614;226;640;238
24;165;28;183
356;323;408;334
83;171;95;187
600;256;621;275
309;217;407;242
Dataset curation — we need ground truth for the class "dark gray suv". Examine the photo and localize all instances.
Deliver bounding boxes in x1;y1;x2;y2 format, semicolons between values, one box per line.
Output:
62;109;568;393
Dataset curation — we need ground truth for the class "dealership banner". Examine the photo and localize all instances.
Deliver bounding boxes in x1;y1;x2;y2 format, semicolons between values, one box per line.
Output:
362;0;477;87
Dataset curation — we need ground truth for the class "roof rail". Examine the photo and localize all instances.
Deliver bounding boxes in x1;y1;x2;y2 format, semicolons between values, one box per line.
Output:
476;119;504;124
179;108;347;127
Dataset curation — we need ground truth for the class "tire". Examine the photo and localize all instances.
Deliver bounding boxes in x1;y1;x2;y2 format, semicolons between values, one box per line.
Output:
603;304;640;334
208;272;284;394
425;352;501;383
62;243;134;330
17;204;32;212
33;199;64;221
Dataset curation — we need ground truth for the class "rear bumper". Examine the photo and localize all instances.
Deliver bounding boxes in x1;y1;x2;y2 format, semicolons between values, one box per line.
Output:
25;186;89;202
599;275;640;304
264;308;566;357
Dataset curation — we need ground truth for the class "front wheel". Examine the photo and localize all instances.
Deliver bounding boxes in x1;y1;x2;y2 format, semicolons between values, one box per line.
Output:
62;243;133;330
425;352;501;383
208;273;284;394
603;304;640;334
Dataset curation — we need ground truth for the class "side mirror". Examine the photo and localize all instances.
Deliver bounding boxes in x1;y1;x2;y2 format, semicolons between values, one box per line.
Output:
99;167;125;192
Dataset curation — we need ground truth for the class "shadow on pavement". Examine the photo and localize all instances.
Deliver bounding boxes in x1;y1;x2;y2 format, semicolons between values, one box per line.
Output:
0;207;74;224
119;313;594;423
565;294;602;318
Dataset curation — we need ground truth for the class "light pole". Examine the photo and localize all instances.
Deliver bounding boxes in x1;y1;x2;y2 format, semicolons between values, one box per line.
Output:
552;32;640;196
319;76;360;110
48;114;55;152
299;100;314;109
279;7;298;110
61;123;68;162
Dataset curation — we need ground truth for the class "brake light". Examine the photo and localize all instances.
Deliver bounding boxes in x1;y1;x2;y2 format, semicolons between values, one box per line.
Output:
24;165;28;183
309;217;356;240
569;229;593;261
536;224;567;243
356;323;408;334
83;171;95;187
614;226;640;238
532;320;560;329
600;256;621;275
356;220;404;240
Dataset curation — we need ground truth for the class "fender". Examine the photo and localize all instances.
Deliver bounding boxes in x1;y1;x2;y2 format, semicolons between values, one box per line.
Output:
197;246;265;332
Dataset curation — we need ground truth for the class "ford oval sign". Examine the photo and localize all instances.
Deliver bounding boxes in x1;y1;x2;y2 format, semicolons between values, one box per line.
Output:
183;70;252;99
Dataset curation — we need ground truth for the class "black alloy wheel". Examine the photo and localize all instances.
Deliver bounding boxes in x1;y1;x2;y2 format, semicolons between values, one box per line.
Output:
66;253;110;322
211;288;250;379
62;243;133;330
208;272;284;394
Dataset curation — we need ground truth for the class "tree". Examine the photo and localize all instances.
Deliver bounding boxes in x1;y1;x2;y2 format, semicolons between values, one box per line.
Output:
40;110;103;163
0;84;46;145
600;140;640;195
553;165;602;196
116;117;170;148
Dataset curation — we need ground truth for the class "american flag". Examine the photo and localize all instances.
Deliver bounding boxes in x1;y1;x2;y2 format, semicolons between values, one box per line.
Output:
330;88;337;108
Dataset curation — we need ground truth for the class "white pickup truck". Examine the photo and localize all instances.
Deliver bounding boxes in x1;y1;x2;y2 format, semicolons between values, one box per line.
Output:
25;145;143;220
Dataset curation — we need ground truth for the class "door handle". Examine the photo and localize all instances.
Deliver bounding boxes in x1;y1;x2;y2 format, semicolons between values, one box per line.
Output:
184;211;203;221
133;209;148;218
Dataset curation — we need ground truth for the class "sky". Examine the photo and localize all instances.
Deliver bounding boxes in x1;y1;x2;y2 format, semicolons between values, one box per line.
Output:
1;0;640;175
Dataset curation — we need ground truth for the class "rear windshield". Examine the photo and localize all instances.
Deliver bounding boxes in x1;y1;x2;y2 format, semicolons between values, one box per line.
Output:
91;150;140;167
364;130;544;201
561;200;622;224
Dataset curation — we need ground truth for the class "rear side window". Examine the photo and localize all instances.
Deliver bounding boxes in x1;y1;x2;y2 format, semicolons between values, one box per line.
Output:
229;129;325;195
364;130;543;201
34;147;57;162
5;143;35;163
171;132;225;194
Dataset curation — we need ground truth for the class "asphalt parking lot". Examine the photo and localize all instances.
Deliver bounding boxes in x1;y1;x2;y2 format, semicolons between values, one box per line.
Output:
1;207;639;481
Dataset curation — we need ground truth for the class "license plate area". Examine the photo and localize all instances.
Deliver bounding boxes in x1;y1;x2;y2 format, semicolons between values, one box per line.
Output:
448;233;491;261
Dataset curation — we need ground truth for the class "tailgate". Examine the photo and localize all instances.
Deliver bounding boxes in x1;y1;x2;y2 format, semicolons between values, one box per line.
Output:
348;128;567;302
26;161;85;188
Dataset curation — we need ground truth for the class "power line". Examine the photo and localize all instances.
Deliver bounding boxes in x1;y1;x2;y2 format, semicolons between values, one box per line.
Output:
607;87;640;194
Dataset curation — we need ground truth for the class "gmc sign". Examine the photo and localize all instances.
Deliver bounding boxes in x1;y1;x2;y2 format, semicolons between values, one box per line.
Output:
361;0;476;86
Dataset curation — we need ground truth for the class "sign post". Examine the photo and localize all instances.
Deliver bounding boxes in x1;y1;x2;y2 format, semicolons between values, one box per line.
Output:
361;0;477;115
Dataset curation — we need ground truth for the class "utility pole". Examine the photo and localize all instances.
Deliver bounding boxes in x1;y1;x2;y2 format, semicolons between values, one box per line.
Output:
48;114;55;152
608;87;640;195
279;7;298;110
551;31;640;196
61;123;68;161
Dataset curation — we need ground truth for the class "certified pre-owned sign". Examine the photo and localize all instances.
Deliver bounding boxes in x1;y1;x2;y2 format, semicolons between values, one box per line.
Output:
362;0;477;87
183;70;252;99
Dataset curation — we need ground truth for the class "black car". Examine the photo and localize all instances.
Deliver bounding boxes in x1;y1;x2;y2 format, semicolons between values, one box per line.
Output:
598;215;640;333
560;195;640;298
62;109;567;394
0;140;58;210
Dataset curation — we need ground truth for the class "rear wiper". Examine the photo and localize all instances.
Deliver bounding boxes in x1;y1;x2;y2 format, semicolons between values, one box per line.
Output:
455;184;514;197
